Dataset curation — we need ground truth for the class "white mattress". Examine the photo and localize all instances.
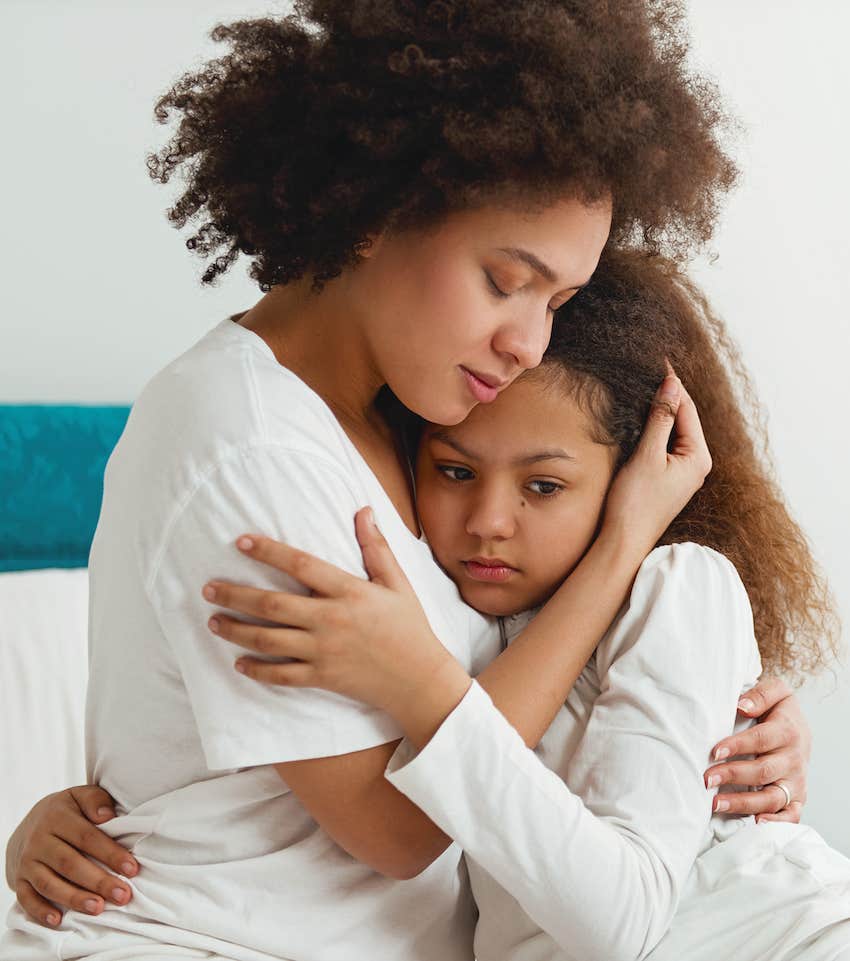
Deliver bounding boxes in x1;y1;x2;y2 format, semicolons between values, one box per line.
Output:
0;568;89;921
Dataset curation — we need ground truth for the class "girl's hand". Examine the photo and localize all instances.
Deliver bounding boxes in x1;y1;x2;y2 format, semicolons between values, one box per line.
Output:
8;786;137;927
205;517;470;729
602;367;712;552
703;676;811;822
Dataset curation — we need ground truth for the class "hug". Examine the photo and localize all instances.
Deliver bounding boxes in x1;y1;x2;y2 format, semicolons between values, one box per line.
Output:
3;2;847;960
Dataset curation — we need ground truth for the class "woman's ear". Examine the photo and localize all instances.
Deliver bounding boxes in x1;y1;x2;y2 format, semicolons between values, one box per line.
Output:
356;231;385;259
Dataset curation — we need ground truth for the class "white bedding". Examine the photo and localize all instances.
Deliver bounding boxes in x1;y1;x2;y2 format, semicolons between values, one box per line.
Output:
0;568;89;920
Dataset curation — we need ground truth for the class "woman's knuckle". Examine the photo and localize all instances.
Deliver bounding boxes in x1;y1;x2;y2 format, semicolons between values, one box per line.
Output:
758;759;777;783
36;874;56;900
323;606;348;631
259;594;280;619
291;552;312;579
78;825;102;850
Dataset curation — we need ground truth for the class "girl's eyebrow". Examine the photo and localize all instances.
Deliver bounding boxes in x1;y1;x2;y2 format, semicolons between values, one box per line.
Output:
517;450;577;465
429;431;576;465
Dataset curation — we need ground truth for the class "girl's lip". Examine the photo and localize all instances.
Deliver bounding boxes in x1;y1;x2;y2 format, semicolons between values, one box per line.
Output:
461;367;500;404
462;559;518;582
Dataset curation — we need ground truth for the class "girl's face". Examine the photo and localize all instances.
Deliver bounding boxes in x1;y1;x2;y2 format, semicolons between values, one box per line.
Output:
415;371;619;616
352;196;612;425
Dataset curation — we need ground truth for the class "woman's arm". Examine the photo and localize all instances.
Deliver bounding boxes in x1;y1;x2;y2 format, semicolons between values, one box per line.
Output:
224;374;708;749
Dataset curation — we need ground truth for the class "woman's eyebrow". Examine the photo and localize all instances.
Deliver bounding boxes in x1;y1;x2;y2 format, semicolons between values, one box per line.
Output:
496;247;592;291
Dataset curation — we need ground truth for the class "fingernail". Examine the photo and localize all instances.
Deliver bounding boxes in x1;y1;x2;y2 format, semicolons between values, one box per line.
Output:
738;698;754;714
365;507;377;531
46;912;60;926
120;861;136;877
714;747;730;761
111;887;128;904
202;584;217;601
208;617;220;634
657;374;680;400
96;806;114;819
235;660;247;674
83;898;100;914
715;799;730;813
706;774;721;789
236;536;255;551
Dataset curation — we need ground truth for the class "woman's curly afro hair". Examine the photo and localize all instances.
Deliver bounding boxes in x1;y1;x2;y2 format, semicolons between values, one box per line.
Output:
148;0;738;289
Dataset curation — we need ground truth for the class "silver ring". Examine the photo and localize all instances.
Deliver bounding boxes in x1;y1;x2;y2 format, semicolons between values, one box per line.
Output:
774;781;792;810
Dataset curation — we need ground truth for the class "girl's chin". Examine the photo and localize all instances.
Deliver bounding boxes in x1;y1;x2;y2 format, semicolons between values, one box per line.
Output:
459;585;533;619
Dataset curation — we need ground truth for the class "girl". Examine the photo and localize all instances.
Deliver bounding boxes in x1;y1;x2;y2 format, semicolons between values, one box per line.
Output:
189;249;843;959
3;3;812;959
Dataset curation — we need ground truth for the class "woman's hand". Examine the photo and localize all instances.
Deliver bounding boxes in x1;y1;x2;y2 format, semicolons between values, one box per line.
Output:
205;518;471;735
8;786;137;927
602;368;712;552
703;676;811;822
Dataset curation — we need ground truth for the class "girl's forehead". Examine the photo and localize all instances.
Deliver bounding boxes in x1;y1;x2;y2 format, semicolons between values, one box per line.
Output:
421;375;596;459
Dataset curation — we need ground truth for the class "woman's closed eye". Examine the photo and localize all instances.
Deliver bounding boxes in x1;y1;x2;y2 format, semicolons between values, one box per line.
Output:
484;270;510;300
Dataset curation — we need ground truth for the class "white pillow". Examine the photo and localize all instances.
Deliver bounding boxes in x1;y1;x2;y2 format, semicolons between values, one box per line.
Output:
0;568;89;919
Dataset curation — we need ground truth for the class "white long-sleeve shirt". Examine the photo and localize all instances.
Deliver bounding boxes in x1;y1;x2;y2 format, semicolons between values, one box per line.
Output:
386;543;765;961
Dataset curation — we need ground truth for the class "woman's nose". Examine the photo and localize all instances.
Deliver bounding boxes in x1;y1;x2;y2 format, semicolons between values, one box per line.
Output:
465;490;516;541
493;305;553;370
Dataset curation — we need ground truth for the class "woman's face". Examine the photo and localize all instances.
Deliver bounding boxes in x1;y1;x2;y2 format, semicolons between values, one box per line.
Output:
415;370;618;616
352;196;612;425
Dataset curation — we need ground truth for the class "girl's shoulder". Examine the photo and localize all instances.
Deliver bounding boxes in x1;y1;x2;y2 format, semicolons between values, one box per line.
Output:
596;541;762;686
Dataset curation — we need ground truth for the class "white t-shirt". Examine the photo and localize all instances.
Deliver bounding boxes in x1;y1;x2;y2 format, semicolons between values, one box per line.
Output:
0;318;499;961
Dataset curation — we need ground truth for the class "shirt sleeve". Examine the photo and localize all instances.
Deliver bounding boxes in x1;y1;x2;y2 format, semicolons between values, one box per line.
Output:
385;543;762;961
147;443;404;771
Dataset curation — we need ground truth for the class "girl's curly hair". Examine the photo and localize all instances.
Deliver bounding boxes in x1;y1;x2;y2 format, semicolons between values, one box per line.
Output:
543;249;841;684
147;0;737;289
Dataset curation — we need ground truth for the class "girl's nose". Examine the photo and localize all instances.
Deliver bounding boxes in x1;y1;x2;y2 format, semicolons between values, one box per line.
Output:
465;489;516;541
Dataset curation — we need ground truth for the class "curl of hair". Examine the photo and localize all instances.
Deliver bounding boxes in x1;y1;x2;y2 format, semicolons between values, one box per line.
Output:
146;0;737;289
544;249;841;685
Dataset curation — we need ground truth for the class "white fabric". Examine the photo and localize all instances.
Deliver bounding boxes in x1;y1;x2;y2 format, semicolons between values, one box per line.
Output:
0;568;90;923
387;543;850;961
0;318;500;961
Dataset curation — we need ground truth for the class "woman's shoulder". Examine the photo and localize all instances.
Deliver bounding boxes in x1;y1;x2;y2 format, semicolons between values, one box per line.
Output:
127;318;351;471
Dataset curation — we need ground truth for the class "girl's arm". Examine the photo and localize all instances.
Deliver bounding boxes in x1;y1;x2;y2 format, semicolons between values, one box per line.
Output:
384;544;761;961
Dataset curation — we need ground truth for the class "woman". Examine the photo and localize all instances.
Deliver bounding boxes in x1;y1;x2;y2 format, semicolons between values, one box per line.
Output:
2;3;810;960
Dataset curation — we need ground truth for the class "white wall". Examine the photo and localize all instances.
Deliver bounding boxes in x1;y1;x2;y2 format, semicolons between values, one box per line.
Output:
2;1;848;852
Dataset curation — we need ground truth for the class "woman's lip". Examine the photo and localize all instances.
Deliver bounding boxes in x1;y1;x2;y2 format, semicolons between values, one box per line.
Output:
461;367;499;404
463;560;518;582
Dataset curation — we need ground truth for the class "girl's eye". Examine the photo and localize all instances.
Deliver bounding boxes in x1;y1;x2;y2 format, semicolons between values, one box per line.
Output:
437;465;475;482
527;479;563;497
484;271;510;300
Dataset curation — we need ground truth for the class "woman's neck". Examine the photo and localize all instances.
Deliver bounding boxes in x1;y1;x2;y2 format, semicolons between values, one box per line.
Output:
238;277;387;438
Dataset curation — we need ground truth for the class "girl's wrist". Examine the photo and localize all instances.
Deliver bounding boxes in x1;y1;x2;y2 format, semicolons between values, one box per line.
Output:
384;652;473;752
593;516;656;576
